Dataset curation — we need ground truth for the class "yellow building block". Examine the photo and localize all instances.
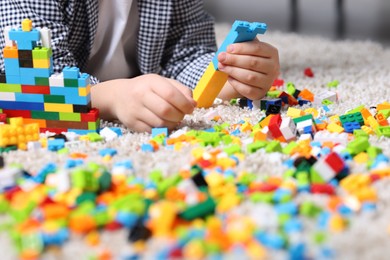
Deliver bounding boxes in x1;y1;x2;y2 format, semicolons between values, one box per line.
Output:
33;59;51;69
367;116;380;130
0;118;39;149
327;122;344;133
22;19;33;32
193;63;228;108
44;103;73;113
286;107;304;118
78;85;91;96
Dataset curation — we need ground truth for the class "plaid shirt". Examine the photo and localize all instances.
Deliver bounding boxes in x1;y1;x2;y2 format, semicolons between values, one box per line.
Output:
0;0;217;88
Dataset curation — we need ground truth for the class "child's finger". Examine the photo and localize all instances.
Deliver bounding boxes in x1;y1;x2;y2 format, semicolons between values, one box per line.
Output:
151;82;196;115
143;91;187;123
227;76;269;101
218;53;277;75
168;79;197;107
227;39;278;58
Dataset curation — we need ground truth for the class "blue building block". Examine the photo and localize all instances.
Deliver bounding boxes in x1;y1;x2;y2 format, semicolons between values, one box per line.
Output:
141;143;154;152
0;100;44;110
99;148;118;157
67;129;97;135
48;139;65;151
8;28;40;50
212;20;267;69
109;127;123;136
78;73;90;87
151;127;168;138
15;93;44;103
63;66;80;79
50;86;79;96
5;75;21;84
4;58;20;76
343;122;361;133
65;94;90;105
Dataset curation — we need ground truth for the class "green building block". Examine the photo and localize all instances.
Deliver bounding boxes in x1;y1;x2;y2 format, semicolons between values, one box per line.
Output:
265;140;282;153
35;77;49;86
87;132;103;142
31;111;60;120
32;47;52;59
282;141;298;155
299;201;322;218
64;79;78;87
59;112;81;121
376;126;390;137
179;193;216;221
346;136;370;155
249;192;274;204
223;144;241;156
44;94;65;103
0;83;22;93
247;140;268;153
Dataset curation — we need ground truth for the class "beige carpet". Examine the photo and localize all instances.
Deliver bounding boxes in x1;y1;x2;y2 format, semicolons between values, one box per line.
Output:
1;24;390;259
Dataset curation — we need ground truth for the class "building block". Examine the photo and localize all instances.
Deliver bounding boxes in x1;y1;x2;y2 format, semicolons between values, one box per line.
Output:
4;26;15;47
1;19;100;136
63;67;80;79
193;20;267;108
22;18;33;32
212;20;267;69
40;28;52;48
192;63;229;108
0;83;22;93
0;117;40;150
4;59;20;76
3;46;18;59
8;28;40;50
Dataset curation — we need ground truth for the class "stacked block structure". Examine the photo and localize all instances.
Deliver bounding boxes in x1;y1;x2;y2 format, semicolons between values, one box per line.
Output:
0;19;99;135
193;20;267;108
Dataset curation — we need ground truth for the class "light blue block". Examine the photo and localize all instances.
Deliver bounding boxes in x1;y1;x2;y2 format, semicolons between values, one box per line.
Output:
15;93;44;103
63;66;80;79
20;77;36;85
34;68;52;78
67;129;97;135
65;94;90;105
5;75;21;84
50;86;79;96
78;73;90;87
8;28;40;50
212;20;267;69
152;127;168;138
19;67;36;77
4;58;20;76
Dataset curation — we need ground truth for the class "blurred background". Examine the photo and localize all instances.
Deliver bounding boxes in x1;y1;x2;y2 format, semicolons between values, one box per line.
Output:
204;0;390;46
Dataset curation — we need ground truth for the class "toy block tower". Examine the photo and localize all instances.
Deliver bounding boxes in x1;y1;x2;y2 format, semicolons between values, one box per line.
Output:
193;20;267;108
0;19;99;135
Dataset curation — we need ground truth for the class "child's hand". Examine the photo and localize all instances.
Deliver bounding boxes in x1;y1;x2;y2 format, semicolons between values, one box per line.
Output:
217;38;279;101
92;74;196;132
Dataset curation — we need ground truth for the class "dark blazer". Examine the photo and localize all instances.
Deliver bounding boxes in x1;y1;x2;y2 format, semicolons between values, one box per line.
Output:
0;0;217;88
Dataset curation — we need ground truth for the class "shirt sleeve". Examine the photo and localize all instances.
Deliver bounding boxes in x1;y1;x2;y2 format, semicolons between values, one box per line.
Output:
159;0;217;89
0;0;95;76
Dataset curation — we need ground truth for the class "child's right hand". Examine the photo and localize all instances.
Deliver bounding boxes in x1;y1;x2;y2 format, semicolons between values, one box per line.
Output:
91;74;197;132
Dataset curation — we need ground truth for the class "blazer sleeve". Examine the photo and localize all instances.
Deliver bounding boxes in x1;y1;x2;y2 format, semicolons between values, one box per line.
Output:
0;0;94;75
159;0;217;89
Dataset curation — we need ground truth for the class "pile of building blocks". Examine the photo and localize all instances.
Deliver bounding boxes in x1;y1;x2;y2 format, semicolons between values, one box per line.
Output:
0;117;39;150
193;20;267;108
0;19;99;135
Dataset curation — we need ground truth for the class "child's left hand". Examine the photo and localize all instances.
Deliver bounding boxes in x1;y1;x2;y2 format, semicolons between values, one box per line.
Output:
217;38;279;101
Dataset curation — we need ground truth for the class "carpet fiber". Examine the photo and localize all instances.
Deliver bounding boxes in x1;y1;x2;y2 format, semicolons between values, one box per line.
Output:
1;25;390;259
